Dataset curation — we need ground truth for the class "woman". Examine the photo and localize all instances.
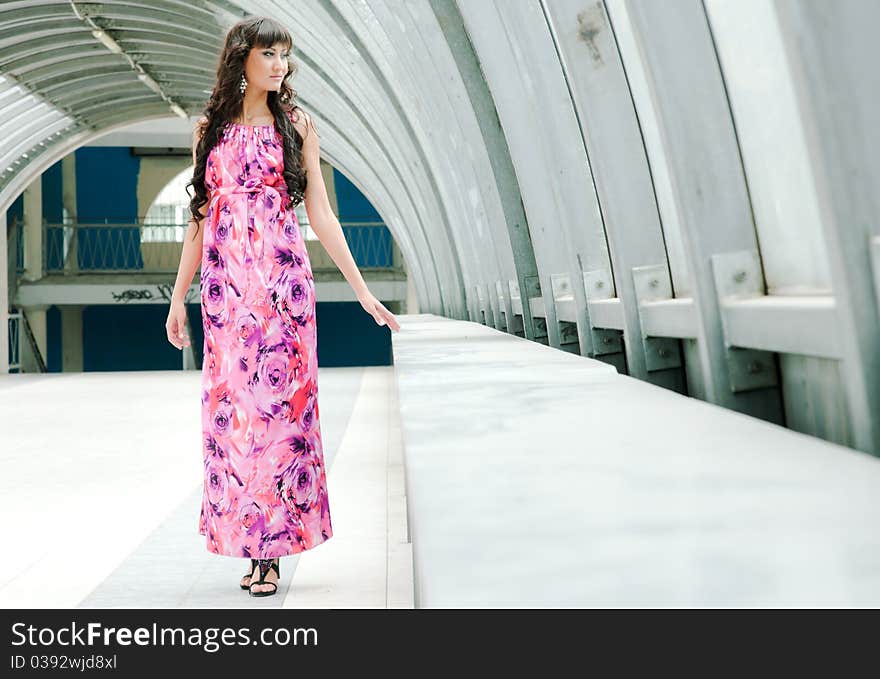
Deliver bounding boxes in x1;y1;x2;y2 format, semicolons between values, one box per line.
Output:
165;16;400;597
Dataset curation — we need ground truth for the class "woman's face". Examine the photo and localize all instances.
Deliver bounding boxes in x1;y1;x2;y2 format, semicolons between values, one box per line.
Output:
243;42;290;92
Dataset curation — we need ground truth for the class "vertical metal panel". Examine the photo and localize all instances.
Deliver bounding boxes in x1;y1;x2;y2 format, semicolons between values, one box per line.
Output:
430;0;542;341
543;0;685;392
367;0;510;329
605;0;784;422
703;0;850;447
704;0;831;295
457;0;613;355
282;0;462;316
773;0;880;455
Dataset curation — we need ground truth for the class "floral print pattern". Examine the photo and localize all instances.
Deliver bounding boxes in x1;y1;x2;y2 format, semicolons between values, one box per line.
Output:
197;117;333;559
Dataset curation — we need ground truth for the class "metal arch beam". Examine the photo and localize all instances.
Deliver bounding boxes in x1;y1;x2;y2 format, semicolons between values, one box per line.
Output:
76;98;182;124
457;0;614;353
73;7;228;42
428;0;541;339
4;0;233;48
270;8;455;316
397;0;508;325
317;143;433;310
0;38;185;128
297;67;447;312
0;0;224;29
0;99;75;149
540;0;684;390
332;0;484;322
289;2;461;316
773;0;880;455
8;74;168;128
316;4;474;320
0;38;217;76
75;102;184;128
249;0;465;317
22;64;213;97
0;124;79;176
0;0;478;316
606;0;784;421
367;0;509;328
64;90;168;114
14;60;133;83
286;98;433;308
0;14;218;48
333;0;469;319
0;4;196;194
0;1;223;107
39;72;148;98
300;94;443;312
106;29;221;53
0;43;122;74
42;77;156;103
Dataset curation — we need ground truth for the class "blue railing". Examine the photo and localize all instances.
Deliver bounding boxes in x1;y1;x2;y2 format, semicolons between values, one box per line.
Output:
30;219;398;274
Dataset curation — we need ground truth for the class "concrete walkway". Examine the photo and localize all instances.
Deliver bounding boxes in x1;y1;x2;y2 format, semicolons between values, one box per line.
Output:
393;314;880;607
0;366;412;609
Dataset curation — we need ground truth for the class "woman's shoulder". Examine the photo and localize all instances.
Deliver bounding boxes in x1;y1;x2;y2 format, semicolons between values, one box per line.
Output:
193;116;209;144
286;105;318;141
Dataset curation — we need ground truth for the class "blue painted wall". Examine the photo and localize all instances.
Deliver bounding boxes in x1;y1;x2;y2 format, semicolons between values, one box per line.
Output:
75;147;140;221
43;160;66;270
83;304;182;371
333;168;381;220
47;305;61;373
42;161;64;222
315;301;393;367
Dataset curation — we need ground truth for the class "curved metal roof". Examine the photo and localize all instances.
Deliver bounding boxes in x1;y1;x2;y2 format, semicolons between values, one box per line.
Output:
0;1;478;316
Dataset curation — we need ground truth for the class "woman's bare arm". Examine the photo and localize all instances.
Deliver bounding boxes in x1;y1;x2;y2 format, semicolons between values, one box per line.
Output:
295;112;370;298
171;120;208;305
294;111;400;331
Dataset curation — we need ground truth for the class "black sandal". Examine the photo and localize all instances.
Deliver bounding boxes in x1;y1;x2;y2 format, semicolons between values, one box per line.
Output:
240;558;258;590
249;558;280;597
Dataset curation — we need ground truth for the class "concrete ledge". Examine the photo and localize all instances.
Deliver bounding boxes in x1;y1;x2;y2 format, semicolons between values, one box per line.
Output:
392;314;880;607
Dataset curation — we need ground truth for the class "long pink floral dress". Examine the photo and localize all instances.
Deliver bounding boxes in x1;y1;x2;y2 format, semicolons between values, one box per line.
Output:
197;114;333;559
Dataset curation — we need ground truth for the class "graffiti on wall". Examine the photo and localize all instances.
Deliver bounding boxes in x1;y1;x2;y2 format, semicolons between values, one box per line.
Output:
110;283;199;304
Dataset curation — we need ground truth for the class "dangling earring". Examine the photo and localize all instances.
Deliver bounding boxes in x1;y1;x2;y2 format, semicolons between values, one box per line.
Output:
239;73;247;94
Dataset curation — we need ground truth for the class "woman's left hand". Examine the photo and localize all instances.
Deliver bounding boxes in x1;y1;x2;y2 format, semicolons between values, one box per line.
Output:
357;289;401;332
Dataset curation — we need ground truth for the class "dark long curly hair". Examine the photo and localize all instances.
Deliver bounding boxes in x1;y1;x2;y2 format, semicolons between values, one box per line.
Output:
186;16;311;235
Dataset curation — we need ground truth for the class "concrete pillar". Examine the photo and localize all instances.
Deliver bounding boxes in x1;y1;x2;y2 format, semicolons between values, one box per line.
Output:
405;259;419;315
62;154;79;273
0;210;8;374
60;304;84;372
61;154;77;221
22;174;42;282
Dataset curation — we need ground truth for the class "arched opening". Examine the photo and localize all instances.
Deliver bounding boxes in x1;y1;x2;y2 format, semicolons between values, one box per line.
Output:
143;165;316;243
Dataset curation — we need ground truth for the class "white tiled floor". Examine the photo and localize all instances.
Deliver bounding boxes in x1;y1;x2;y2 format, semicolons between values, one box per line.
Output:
284;366;412;608
0;366;412;609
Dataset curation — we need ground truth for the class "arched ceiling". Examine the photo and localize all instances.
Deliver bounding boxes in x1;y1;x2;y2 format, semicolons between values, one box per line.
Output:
0;0;504;317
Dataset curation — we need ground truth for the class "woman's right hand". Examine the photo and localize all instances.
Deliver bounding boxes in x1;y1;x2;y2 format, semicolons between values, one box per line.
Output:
166;300;191;350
